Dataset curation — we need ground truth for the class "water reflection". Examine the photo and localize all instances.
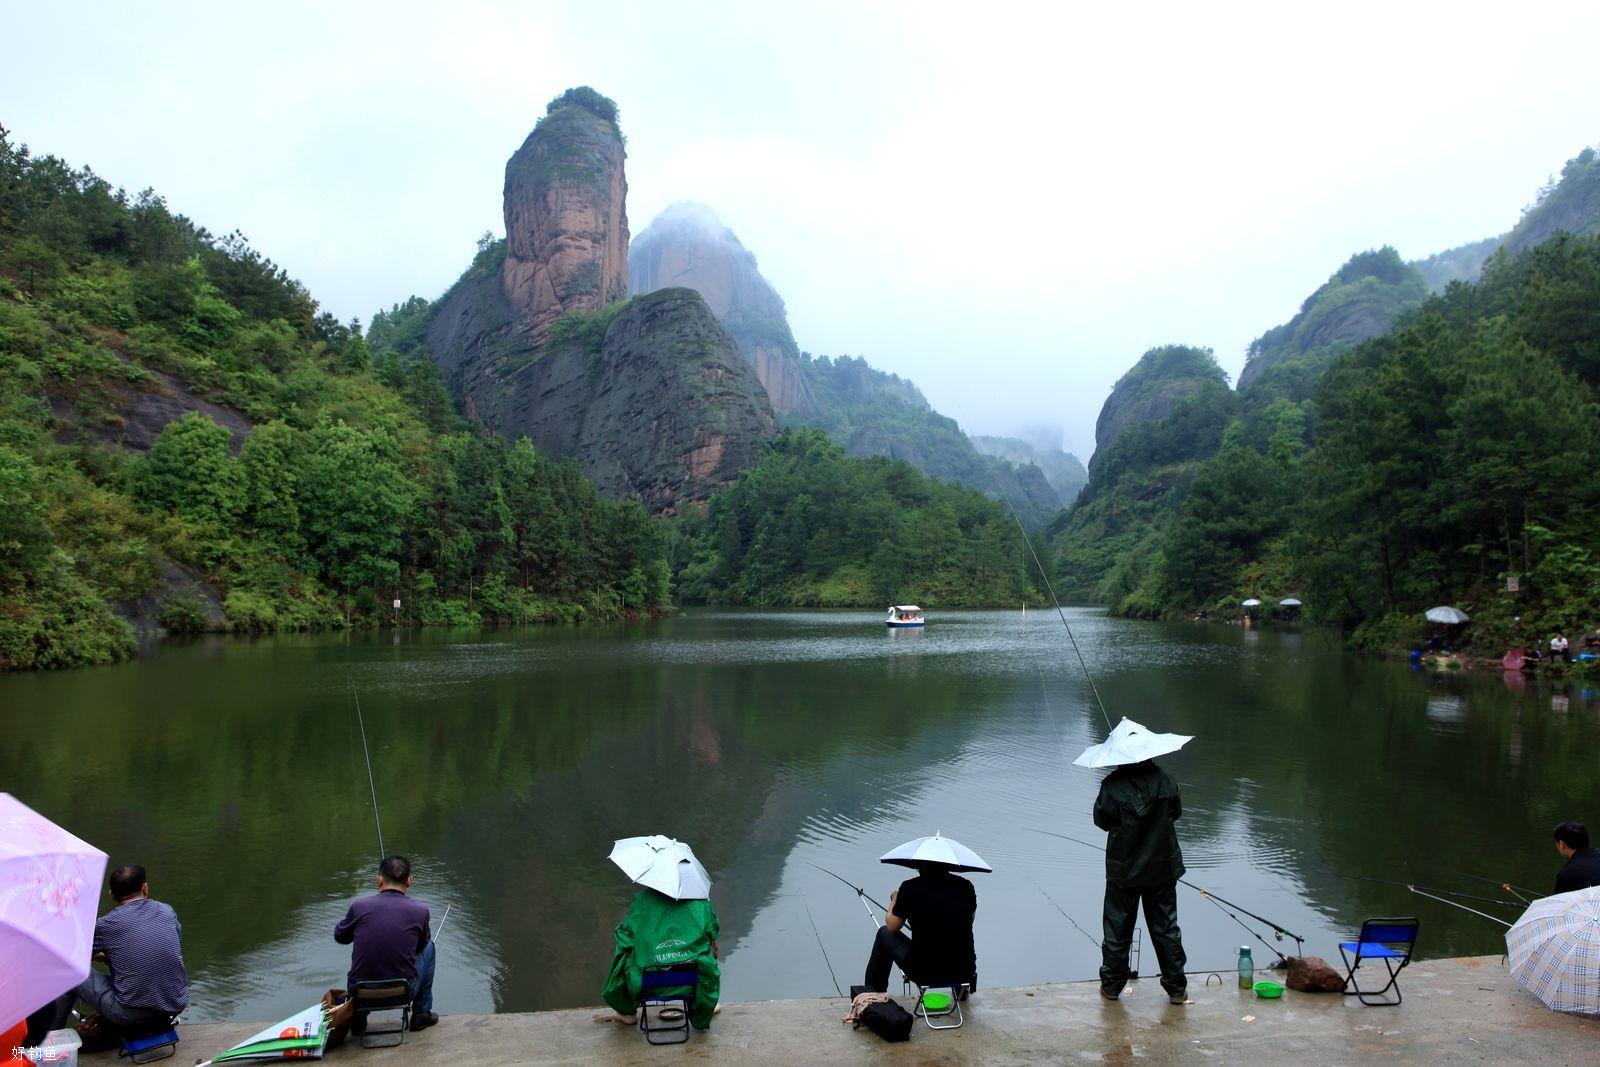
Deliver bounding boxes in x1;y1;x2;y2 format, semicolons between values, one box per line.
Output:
2;611;1595;1022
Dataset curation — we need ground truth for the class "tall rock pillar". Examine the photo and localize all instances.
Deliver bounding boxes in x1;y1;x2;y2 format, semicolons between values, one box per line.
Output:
500;88;630;338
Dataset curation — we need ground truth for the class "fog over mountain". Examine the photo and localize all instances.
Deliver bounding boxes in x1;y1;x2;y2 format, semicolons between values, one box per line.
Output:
7;2;1600;460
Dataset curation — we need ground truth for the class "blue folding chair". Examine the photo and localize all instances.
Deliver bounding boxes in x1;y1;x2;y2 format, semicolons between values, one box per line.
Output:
118;1018;179;1064
1339;917;1419;1006
353;978;412;1047
638;963;698;1045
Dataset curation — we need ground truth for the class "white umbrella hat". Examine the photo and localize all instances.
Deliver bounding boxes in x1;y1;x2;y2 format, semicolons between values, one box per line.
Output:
608;835;712;901
1507;886;1600;1016
1279;598;1302;607
1073;716;1194;769
1425;605;1470;624
879;832;993;874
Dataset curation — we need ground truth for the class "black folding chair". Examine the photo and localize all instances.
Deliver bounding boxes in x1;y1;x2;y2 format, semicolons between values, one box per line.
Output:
354;979;412;1047
637;963;698;1045
1339;917;1419;1006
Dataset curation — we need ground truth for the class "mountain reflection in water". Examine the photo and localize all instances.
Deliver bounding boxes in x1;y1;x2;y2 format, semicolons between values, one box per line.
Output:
2;609;1594;1021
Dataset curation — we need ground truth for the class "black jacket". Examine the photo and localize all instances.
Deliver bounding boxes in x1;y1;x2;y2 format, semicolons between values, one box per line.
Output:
1093;760;1185;888
1556;847;1600;894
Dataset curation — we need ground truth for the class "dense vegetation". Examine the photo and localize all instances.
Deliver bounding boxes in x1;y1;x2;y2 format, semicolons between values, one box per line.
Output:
0;128;667;669
789;353;1062;526
1061;231;1600;654
673;429;1040;607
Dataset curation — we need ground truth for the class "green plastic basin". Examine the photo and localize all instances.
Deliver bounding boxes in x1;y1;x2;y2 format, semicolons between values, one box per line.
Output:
922;990;953;1012
1253;980;1285;999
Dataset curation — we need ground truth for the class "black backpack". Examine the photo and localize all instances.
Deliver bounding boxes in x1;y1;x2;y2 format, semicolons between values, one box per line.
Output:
855;999;913;1042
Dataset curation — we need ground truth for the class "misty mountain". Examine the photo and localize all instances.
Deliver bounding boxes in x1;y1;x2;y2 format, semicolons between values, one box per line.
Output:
969;433;1088;503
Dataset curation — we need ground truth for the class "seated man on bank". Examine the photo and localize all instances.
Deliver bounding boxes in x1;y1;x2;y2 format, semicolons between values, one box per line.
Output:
34;864;189;1041
1554;821;1600;893
859;862;978;995
598;887;722;1029
334;855;438;1031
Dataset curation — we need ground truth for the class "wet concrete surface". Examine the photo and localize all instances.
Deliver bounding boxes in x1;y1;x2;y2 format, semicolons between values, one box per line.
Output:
85;956;1597;1065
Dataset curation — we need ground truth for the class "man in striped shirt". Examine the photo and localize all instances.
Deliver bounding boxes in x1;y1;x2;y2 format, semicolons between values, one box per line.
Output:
35;864;189;1035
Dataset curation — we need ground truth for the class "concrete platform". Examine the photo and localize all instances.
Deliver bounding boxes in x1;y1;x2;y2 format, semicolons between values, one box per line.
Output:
91;956;1596;1065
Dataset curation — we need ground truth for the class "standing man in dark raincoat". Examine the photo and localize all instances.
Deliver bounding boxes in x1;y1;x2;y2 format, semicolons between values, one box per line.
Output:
1093;758;1188;1003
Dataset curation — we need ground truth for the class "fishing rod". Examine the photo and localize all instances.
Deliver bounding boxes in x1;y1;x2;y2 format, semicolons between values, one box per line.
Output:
1335;870;1524;910
433;903;452;943
798;886;845;997
810;863;889;916
349;678;385;862
1407;886;1513;928
1027;828;1306;959
1453;871;1538;904
988;476;1113;731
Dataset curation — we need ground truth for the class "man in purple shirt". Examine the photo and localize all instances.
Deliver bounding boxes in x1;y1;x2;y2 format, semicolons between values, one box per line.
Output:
334;856;438;1030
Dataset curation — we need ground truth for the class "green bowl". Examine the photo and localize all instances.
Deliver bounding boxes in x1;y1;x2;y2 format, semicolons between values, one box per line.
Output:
1253;980;1285;999
922;991;953;1012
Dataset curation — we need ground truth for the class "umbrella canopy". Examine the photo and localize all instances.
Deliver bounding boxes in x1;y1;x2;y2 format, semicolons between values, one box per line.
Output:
1279;598;1302;607
1507;886;1600;1016
1241;598;1262;607
1073;716;1194;769
0;793;109;1023
879;832;992;873
608;835;712;901
1425;605;1470;624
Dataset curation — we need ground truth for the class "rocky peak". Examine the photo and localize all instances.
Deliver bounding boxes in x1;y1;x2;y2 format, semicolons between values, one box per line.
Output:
1093;345;1228;467
630;202;814;416
501;87;630;339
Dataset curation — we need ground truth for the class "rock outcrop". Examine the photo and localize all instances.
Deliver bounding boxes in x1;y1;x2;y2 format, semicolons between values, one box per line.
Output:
630;202;814;415
1093;345;1228;467
425;90;776;511
500;89;630;338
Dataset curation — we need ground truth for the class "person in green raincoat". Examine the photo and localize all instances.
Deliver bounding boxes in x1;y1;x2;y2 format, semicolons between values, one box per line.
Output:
599;887;721;1029
1093;757;1188;1004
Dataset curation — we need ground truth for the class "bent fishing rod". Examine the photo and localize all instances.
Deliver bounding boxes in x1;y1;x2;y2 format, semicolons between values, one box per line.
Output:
988;477;1113;732
1332;870;1526;910
811;863;889;918
349;678;386;863
1026;827;1306;961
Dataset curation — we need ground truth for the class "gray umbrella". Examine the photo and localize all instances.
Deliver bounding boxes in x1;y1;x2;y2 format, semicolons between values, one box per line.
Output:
1425;606;1470;624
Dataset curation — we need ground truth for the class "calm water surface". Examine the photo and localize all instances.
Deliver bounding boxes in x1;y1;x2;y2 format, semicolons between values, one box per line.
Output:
4;610;1597;1021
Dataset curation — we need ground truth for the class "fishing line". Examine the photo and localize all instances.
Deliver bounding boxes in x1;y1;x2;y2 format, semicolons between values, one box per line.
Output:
798;887;844;997
1406;886;1513;928
1026;827;1306;955
349;678;386;862
1333;870;1524;910
810;863;889;915
1454;871;1538;903
1028;875;1100;948
987;475;1113;731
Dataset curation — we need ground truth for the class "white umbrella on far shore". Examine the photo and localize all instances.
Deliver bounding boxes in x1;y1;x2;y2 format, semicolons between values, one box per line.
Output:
1241;598;1262;607
1425;606;1470;624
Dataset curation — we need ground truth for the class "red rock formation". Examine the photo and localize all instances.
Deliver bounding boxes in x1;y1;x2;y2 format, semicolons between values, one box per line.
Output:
500;96;629;339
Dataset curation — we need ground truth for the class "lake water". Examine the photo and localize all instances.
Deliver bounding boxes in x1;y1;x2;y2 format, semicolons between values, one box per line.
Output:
4;609;1595;1021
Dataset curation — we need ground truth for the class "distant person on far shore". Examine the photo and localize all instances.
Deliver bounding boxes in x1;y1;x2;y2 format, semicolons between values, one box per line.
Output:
1550;634;1570;664
1553;821;1600;894
334;856;438;1031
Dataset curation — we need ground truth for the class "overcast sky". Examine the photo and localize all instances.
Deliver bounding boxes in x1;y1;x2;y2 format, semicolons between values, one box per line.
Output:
7;2;1599;459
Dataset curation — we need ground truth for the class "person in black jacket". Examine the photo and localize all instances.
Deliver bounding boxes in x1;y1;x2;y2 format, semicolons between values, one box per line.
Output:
1554;821;1600;893
1094;759;1188;1003
859;862;978;993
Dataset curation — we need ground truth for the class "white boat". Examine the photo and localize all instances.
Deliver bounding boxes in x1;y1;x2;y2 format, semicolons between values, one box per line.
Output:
886;605;925;628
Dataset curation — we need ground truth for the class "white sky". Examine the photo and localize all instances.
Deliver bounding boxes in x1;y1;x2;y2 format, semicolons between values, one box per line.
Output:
6;1;1599;460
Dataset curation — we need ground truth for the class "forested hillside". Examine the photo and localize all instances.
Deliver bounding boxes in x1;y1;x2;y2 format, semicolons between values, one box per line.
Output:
0;128;668;669
791;354;1063;526
673;429;1040;607
1092;234;1600;651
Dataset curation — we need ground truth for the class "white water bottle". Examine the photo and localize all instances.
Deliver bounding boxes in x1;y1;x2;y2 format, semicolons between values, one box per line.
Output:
1238;946;1254;989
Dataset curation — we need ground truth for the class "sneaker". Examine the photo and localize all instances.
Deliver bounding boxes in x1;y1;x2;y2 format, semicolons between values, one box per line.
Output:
409;1011;439;1032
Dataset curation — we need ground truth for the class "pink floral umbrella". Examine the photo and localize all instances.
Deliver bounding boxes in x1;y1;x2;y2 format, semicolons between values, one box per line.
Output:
0;794;108;1024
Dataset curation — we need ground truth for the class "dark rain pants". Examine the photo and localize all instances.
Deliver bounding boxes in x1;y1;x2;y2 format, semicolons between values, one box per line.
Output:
863;926;914;992
1100;880;1187;998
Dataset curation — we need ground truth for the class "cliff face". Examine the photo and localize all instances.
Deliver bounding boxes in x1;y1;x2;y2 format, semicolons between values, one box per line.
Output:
1236;247;1427;393
425;91;775;511
630;202;814;415
1094;345;1228;466
501;99;630;338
